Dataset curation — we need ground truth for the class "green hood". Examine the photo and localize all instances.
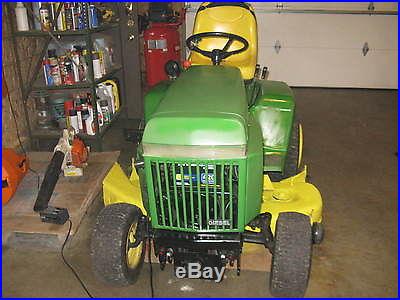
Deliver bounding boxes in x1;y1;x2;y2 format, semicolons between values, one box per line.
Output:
143;65;248;147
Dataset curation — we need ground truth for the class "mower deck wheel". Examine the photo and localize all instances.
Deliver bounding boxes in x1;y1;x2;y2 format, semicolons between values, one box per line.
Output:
90;203;145;286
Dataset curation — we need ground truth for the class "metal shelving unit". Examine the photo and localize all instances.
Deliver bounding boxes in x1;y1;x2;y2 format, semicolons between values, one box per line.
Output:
7;3;126;151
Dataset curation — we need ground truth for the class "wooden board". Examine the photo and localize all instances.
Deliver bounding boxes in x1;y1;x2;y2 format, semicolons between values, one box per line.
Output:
2;151;120;249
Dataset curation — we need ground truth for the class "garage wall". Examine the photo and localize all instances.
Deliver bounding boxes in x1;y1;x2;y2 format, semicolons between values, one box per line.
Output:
2;4;39;150
185;2;398;89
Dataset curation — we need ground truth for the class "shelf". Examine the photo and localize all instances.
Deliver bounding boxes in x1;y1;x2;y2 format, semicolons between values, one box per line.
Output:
14;23;119;37
31;107;123;140
31;65;122;92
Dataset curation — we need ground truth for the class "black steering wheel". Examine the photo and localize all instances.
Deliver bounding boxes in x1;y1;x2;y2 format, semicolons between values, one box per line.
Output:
186;32;249;65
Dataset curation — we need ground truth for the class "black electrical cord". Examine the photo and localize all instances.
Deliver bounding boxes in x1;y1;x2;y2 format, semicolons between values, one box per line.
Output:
3;76;41;189
148;238;154;298
61;219;94;298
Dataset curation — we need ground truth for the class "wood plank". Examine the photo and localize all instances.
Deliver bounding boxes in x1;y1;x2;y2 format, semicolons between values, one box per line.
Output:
2;151;120;249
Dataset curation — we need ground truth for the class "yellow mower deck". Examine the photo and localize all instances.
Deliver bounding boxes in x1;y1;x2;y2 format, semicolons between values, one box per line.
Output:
103;162;322;234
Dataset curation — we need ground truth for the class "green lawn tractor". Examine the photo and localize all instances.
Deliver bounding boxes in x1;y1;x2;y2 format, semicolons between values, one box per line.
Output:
90;2;324;297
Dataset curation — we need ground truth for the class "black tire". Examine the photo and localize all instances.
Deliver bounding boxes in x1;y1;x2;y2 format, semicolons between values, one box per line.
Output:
268;120;300;182
270;212;312;298
90;203;145;286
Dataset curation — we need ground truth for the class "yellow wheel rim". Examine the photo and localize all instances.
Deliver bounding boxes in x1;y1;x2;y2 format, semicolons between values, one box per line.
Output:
298;123;303;169
126;223;143;269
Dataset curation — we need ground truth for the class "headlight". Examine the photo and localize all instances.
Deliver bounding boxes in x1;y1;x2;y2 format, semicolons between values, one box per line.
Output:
143;143;246;159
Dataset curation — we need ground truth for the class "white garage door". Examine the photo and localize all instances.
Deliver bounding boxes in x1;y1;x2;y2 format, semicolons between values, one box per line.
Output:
185;2;398;89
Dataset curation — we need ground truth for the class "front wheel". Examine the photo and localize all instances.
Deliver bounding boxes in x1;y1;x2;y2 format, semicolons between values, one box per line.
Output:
269;212;312;297
90;203;145;286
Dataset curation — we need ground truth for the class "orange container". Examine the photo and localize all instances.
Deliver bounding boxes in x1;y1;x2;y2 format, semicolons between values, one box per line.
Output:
2;148;29;204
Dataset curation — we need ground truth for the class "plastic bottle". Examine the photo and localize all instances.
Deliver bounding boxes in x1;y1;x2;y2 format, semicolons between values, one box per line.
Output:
99;100;111;124
69;109;79;133
92;52;102;79
71;51;81;82
105;84;115;114
94;38;110;74
15;2;29;31
96;100;104;128
85;105;96;135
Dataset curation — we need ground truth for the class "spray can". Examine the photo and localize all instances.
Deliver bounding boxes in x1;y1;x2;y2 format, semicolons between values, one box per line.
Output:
42;58;53;86
15;2;29;31
32;2;42;30
64;3;73;30
88;5;99;28
72;4;79;30
48;49;62;85
63;59;75;85
58;55;66;84
78;3;89;30
39;4;51;31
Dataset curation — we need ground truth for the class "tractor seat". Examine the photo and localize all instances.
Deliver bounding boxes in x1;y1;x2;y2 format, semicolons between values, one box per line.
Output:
189;2;258;80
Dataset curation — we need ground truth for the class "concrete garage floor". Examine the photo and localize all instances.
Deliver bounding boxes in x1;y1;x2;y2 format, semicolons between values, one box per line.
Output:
2;88;397;297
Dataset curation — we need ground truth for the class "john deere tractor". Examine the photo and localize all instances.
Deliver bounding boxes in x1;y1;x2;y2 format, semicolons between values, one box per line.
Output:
91;2;324;297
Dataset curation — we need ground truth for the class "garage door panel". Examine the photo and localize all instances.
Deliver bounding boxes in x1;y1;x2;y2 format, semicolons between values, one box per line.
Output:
257;14;397;50
260;47;397;88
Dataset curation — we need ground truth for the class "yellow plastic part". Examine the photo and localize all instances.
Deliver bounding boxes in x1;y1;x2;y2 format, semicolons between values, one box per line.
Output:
102;162;147;216
261;166;323;234
103;79;120;112
189;2;258;80
126;222;144;269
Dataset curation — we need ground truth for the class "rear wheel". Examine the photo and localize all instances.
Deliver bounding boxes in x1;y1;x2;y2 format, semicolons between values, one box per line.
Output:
90;203;145;286
268;120;301;181
269;212;312;297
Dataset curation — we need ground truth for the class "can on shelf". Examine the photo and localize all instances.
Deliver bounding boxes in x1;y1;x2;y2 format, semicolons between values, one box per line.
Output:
64;3;74;30
39;4;51;31
89;5;99;28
